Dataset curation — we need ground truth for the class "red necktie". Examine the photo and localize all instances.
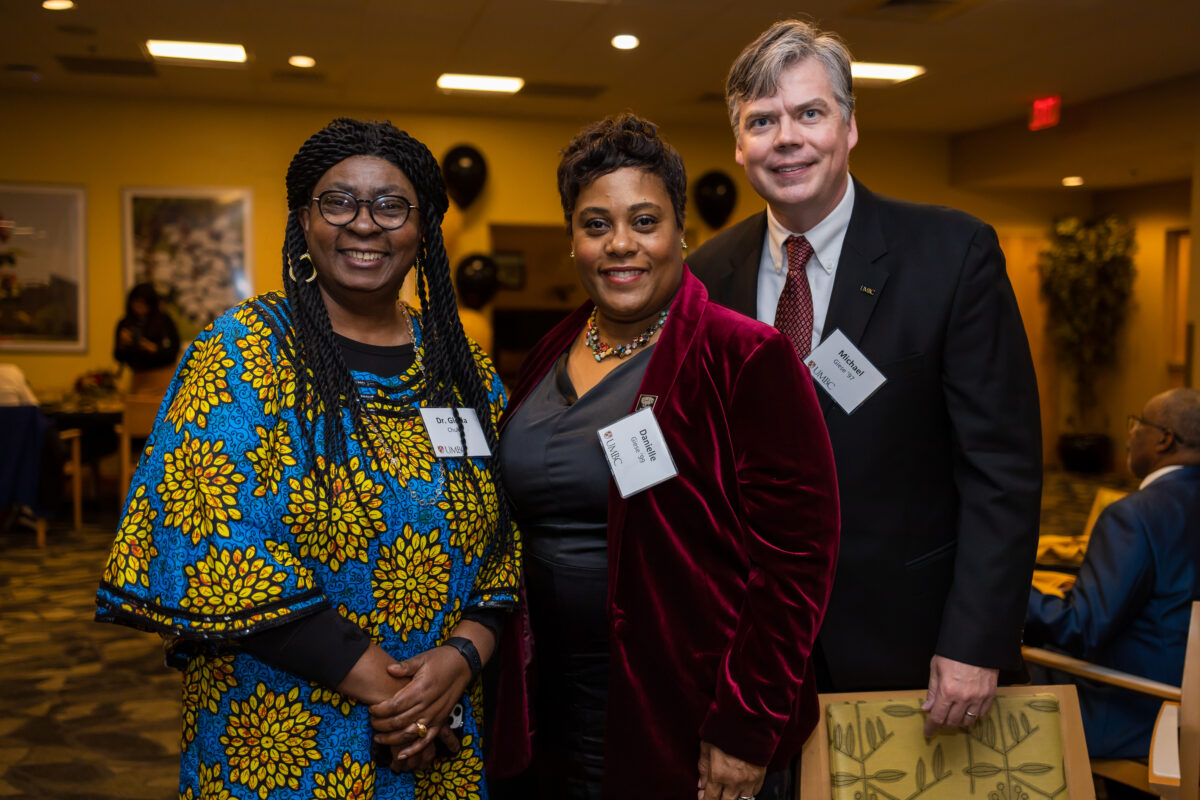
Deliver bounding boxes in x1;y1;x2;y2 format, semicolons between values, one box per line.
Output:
775;235;815;359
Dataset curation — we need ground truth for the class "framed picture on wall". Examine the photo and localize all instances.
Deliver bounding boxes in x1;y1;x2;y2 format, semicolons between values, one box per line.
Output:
0;184;87;352
123;187;252;341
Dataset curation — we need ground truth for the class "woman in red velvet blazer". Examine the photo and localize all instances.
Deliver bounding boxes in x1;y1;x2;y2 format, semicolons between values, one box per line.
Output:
489;114;839;800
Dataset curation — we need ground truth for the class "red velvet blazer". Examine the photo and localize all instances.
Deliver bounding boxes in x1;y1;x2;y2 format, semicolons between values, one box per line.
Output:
488;269;840;796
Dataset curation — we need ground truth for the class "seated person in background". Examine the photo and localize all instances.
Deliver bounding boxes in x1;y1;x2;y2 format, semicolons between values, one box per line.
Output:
1026;387;1200;758
454;254;499;357
0;363;61;531
0;363;37;406
113;283;180;391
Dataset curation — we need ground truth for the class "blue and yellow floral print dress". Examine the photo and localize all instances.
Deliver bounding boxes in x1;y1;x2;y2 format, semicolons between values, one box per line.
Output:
96;292;520;800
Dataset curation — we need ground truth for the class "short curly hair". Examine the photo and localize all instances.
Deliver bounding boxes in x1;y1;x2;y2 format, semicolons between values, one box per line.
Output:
556;113;687;232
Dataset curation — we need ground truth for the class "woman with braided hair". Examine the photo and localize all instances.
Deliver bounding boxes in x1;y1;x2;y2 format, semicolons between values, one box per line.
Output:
96;118;519;799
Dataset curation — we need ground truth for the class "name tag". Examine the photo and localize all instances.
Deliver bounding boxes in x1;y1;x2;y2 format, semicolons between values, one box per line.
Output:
804;329;887;414
418;407;491;458
596;407;679;498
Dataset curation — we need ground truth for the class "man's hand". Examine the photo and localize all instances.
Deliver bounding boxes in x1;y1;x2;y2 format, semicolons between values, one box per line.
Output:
921;654;998;735
697;741;766;800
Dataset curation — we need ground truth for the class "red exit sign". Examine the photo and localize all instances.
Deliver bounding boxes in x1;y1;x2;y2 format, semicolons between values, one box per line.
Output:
1029;95;1061;131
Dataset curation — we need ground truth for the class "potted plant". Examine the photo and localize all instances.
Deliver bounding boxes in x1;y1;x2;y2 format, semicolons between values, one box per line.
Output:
1038;216;1136;472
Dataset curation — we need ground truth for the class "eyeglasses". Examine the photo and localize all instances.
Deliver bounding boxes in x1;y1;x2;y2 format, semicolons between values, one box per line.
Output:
1127;413;1188;446
311;190;416;230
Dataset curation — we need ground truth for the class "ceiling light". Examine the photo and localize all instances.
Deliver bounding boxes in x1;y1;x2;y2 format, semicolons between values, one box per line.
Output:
851;62;925;85
288;55;316;68
146;40;247;64
436;73;524;94
1062;176;1085;187
42;0;75;9
611;34;639;50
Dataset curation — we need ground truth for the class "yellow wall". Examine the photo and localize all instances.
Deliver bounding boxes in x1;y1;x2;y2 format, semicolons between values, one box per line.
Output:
1092;181;1193;463
1;89;1135;468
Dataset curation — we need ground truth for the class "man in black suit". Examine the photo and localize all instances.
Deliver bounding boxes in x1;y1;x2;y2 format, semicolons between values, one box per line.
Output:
689;19;1042;732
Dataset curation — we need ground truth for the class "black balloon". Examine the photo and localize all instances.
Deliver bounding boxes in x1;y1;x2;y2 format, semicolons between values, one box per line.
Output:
442;145;488;209
694;170;737;229
454;253;500;309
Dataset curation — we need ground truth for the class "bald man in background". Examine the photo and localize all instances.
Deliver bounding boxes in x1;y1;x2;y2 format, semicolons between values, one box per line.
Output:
1027;388;1200;758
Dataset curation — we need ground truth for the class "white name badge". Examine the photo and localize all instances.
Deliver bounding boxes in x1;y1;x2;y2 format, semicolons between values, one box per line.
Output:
418;408;491;458
804;329;887;414
596;407;679;498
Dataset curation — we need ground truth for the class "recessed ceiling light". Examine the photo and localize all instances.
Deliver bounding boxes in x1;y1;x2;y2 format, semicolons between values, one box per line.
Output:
43;0;75;9
288;55;316;69
1062;176;1085;187
851;62;925;85
436;73;524;94
146;40;247;64
611;34;639;50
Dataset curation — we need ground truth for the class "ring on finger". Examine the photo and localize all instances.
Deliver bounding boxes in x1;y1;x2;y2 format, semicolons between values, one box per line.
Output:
738;796;756;800
414;721;429;738
964;710;978;718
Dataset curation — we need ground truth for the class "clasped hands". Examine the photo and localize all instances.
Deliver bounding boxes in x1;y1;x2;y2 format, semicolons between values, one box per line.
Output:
368;644;473;772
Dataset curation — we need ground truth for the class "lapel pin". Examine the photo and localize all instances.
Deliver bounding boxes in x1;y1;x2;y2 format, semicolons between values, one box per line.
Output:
636;394;658;410
859;285;876;296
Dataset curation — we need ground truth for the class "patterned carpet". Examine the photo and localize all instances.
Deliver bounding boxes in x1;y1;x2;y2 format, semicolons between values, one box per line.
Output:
0;468;1138;799
0;517;179;799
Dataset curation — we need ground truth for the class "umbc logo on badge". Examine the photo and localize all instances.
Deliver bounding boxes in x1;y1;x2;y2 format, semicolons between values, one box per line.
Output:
596;407;679;498
636;394;657;410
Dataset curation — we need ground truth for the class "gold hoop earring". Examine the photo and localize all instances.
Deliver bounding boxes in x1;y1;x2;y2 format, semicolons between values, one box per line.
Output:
569;249;575;259
289;252;317;284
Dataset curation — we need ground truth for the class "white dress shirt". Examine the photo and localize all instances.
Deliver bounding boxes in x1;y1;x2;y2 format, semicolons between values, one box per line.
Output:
756;178;856;353
1139;463;1184;490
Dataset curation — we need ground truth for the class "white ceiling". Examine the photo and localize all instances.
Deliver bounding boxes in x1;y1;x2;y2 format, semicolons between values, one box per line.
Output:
2;0;1199;135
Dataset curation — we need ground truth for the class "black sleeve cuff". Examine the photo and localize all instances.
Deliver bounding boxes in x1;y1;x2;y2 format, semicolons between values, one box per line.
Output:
461;607;506;644
240;608;371;687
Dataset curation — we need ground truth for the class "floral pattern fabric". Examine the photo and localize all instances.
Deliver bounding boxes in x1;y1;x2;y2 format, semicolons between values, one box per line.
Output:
96;291;519;800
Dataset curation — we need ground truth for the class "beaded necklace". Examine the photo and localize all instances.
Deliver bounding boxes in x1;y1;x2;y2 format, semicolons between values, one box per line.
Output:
355;304;446;505
585;306;669;362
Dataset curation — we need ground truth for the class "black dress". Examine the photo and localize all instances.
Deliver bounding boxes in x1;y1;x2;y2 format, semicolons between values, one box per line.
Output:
498;347;653;799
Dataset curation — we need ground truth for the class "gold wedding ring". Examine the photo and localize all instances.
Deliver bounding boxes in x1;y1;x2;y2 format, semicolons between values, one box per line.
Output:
415;721;429;738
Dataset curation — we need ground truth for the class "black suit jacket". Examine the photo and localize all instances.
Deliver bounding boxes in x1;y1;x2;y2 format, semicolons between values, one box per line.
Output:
689;178;1043;690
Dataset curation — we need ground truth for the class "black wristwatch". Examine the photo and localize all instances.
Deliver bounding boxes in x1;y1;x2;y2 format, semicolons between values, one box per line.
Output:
443;636;483;680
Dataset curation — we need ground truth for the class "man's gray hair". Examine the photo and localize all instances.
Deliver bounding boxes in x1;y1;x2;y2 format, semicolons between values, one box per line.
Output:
1159;388;1200;449
725;19;856;135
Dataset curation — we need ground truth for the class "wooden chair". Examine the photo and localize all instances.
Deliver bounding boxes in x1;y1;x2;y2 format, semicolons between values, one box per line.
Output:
1022;601;1200;800
798;684;1095;799
117;393;161;504
33;427;82;548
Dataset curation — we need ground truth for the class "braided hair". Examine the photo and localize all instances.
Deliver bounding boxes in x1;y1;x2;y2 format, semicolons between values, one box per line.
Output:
280;117;512;554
